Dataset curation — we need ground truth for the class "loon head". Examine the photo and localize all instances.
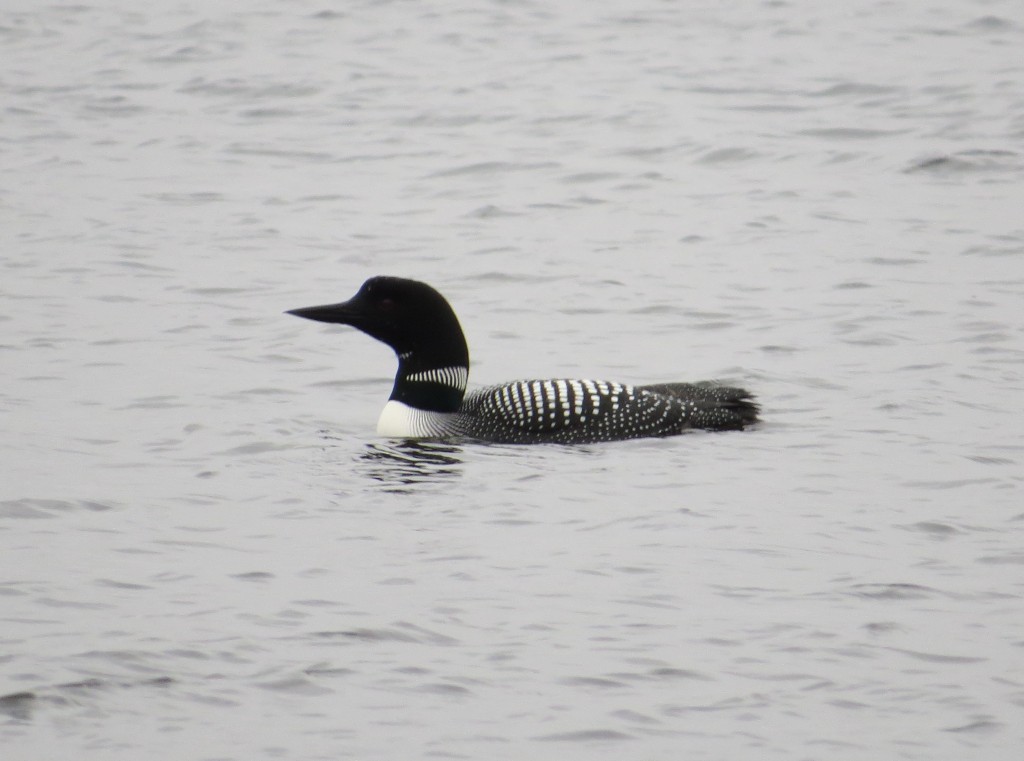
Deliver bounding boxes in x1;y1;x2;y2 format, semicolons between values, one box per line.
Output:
288;276;470;411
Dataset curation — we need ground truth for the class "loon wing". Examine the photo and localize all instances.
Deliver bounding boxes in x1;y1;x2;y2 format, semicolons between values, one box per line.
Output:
459;379;696;444
638;382;760;429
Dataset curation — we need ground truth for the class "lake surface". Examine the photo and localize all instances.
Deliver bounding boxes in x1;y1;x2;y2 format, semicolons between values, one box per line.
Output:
3;1;1023;758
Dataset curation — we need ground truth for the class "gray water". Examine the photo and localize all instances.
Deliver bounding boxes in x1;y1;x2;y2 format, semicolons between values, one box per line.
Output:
3;1;1024;758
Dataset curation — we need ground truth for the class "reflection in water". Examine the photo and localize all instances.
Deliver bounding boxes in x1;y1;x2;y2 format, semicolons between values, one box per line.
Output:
0;676;174;721
357;440;465;491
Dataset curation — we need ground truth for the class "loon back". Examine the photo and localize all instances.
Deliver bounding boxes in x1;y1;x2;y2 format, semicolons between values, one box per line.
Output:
287;276;759;444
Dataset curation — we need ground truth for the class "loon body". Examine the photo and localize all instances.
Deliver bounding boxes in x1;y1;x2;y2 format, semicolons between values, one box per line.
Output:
288;277;759;444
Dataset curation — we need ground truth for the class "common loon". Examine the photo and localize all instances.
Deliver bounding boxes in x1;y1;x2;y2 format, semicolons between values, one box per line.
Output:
287;276;759;444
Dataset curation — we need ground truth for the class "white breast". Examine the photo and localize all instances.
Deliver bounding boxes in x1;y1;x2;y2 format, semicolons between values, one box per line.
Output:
376;400;453;438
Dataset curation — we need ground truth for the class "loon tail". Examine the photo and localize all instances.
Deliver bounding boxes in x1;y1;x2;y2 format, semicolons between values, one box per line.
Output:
637;381;760;431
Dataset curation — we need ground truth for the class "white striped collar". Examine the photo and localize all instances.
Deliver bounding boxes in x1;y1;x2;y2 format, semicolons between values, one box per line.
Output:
403;365;469;391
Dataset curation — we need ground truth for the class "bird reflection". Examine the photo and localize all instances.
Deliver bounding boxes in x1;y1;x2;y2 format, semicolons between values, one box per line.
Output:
357;439;464;491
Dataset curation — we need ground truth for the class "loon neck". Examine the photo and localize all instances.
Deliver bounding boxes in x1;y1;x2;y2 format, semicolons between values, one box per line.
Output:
390;353;468;413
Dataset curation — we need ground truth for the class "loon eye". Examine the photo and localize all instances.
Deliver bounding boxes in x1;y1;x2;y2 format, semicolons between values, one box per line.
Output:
378;297;396;311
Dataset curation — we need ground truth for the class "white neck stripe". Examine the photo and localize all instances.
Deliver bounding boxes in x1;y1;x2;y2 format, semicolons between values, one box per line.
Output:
404;365;468;390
